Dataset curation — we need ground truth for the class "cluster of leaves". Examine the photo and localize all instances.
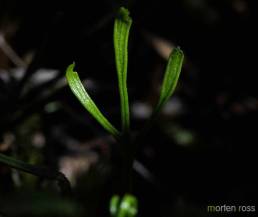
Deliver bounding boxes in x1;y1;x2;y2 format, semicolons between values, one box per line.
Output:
0;6;183;217
66;6;184;217
66;7;184;139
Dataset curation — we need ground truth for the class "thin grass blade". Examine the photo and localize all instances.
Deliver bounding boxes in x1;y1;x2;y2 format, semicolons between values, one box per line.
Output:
66;63;120;137
0;153;71;195
114;7;132;133
154;47;184;115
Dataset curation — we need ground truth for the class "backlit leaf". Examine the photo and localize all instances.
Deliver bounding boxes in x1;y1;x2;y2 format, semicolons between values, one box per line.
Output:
66;63;120;137
114;7;132;133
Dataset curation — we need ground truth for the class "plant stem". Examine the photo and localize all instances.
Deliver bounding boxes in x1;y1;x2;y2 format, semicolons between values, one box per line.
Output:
118;134;136;194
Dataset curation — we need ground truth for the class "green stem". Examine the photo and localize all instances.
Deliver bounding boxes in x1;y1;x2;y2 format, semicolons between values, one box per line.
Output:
118;134;135;194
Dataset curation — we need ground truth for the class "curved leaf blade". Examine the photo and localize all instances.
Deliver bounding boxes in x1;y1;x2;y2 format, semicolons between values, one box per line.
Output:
114;7;132;133
0;153;71;195
154;47;184;115
66;63;120;137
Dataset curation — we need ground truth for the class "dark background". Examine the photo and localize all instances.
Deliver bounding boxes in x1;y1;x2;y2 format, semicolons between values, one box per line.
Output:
0;0;257;216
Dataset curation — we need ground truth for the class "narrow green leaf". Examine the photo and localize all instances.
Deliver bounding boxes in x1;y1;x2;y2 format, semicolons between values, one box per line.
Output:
66;63;120;137
0;153;71;195
114;7;132;133
154;47;184;115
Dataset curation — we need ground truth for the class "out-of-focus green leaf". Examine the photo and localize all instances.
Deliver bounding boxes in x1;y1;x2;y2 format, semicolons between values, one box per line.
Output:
114;7;132;133
110;195;120;217
66;63;120;137
154;47;184;115
0;153;71;195
109;194;138;217
0;191;81;217
119;194;138;217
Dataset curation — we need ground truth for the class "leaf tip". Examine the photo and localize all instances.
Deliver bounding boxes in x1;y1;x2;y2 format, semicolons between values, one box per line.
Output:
168;47;184;69
67;62;75;71
173;47;184;59
117;7;132;24
66;62;77;78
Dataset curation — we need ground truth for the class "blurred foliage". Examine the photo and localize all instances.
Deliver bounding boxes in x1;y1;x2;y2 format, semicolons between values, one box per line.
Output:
0;0;257;217
110;194;138;217
0;190;81;217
